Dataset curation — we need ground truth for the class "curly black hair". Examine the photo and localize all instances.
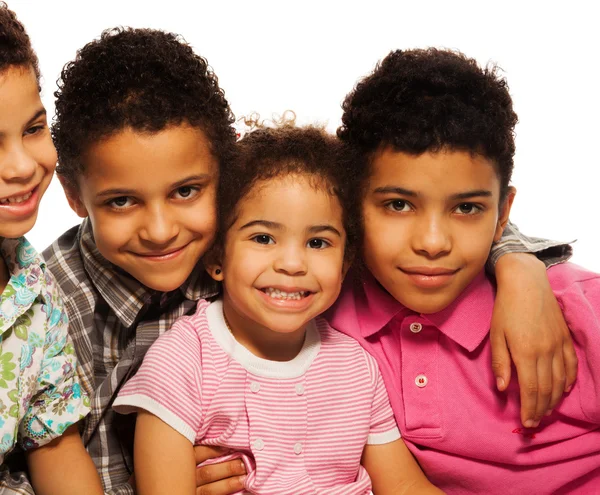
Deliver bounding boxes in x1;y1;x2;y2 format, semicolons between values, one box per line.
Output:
0;2;40;83
52;27;236;188
338;48;518;200
216;120;358;263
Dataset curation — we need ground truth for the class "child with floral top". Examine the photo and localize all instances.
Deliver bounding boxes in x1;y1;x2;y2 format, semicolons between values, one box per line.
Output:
115;122;444;494
0;3;102;494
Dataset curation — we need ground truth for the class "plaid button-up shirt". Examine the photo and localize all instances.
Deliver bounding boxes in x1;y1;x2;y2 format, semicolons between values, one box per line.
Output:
0;219;570;494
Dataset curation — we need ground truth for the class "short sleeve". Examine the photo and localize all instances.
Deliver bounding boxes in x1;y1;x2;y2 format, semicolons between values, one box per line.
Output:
366;356;401;445
488;221;573;269
113;318;203;443
18;282;90;450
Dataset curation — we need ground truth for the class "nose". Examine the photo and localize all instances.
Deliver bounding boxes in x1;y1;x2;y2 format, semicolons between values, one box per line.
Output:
1;144;37;184
138;204;180;246
412;214;452;259
273;243;308;276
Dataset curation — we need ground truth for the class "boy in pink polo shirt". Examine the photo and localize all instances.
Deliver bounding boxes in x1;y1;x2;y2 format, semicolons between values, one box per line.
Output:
329;48;600;493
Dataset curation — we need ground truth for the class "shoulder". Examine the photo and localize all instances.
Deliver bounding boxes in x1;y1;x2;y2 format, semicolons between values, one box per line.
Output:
316;317;380;373
547;263;600;310
42;224;88;296
151;299;212;354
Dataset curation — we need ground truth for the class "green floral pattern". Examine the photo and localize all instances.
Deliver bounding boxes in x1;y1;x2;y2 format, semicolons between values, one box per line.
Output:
0;238;90;462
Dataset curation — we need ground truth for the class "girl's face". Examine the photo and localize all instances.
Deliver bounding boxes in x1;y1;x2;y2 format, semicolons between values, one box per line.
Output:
0;66;57;239
212;174;346;344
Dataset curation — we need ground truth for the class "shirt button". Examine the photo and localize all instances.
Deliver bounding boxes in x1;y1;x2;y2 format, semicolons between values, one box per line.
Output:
250;382;260;393
415;374;428;388
295;384;305;395
293;442;303;455
410;322;422;333
253;438;265;451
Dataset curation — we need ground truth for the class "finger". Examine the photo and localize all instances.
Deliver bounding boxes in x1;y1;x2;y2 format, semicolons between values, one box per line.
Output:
194;445;230;464
562;337;579;392
196;459;246;487
517;359;539;428
196;474;247;495
489;330;511;391
533;355;552;423
548;349;566;411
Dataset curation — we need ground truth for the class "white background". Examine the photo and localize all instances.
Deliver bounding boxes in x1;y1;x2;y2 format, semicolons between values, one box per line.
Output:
10;0;600;270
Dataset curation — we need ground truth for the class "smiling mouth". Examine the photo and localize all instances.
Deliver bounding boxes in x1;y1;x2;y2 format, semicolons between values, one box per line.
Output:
260;288;312;301
135;244;189;258
0;187;36;205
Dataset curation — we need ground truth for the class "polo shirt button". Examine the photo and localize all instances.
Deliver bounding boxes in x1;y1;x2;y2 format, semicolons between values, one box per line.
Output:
415;374;428;388
295;383;305;395
294;442;303;455
253;438;265;451
410;322;422;333
250;382;260;393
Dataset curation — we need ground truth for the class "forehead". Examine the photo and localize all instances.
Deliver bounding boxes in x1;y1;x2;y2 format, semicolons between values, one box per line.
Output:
81;124;217;185
237;175;344;227
0;66;41;129
369;148;501;195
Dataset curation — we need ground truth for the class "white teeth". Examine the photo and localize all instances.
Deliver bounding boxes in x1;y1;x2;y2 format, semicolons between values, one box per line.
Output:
0;191;33;205
263;288;308;300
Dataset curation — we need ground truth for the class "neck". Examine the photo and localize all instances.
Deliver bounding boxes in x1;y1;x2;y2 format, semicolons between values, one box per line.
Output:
222;296;307;362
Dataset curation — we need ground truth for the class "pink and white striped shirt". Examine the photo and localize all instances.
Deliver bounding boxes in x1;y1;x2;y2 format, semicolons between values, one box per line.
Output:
114;299;400;494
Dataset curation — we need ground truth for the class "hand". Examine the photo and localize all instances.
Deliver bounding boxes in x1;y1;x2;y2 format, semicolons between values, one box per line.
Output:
195;446;247;495
491;253;578;427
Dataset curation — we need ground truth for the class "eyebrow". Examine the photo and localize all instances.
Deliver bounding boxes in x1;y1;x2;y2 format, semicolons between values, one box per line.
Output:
373;186;417;197
0;108;46;139
239;220;342;238
373;186;493;200
239;220;283;231
450;190;493;200
307;225;343;237
96;174;212;198
26;108;47;127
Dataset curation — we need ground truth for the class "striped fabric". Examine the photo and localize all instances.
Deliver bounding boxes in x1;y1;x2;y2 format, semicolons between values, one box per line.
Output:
114;299;400;495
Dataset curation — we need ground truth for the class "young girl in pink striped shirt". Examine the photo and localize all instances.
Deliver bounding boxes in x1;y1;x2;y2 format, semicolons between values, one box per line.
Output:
114;122;442;494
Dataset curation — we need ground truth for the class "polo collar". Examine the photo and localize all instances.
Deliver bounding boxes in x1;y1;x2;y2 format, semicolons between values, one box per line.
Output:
353;269;495;351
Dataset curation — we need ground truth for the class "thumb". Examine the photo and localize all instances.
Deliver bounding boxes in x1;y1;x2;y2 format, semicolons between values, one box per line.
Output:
490;329;511;391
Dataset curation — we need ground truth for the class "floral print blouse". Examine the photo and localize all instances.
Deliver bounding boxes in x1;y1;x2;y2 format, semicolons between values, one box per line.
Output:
0;237;89;464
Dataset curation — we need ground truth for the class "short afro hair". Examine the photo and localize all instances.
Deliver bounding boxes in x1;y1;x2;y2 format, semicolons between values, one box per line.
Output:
0;2;40;83
216;118;358;263
338;48;518;200
53;27;236;188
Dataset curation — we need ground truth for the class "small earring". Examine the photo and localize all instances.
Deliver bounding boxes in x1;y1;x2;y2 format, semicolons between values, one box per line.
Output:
215;268;222;275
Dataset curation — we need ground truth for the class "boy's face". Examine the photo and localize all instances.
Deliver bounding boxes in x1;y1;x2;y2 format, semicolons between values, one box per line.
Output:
211;175;346;339
0;66;56;239
63;125;218;292
361;148;514;314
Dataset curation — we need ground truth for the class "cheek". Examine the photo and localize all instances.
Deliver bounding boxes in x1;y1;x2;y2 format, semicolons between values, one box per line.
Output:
88;210;135;253
186;191;218;234
362;208;403;269
32;137;58;173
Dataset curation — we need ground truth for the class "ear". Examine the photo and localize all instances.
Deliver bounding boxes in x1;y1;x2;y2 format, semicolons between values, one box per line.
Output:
494;186;516;242
204;248;224;282
58;175;88;218
206;264;224;282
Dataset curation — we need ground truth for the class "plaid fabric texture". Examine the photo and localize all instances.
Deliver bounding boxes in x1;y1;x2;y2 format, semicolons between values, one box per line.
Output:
0;219;570;494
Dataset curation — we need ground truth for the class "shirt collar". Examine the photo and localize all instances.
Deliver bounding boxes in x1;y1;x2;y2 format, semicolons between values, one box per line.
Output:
0;237;47;335
421;271;495;352
79;218;218;328
349;268;495;351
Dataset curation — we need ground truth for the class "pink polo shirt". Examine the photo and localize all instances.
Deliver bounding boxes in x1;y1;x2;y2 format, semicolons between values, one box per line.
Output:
328;263;600;494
